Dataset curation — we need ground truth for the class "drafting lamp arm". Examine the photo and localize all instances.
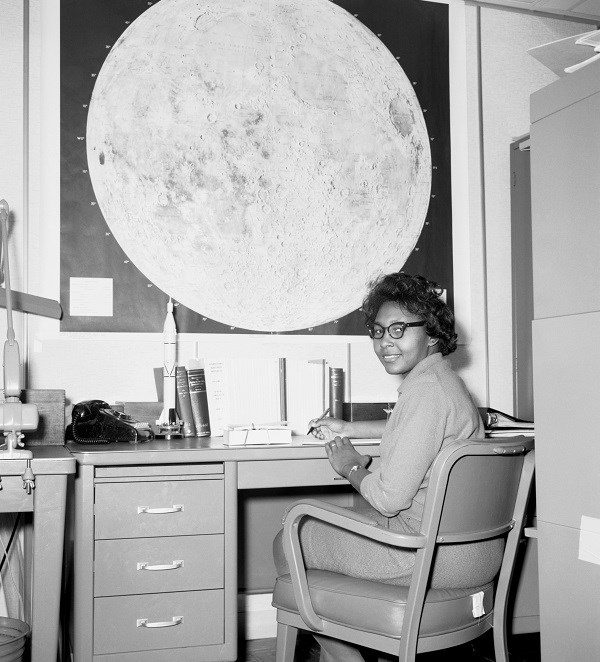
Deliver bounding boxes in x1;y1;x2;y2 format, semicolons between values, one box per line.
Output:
0;199;61;460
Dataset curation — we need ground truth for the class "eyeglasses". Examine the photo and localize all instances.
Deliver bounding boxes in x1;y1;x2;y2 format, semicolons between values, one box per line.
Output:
366;320;426;340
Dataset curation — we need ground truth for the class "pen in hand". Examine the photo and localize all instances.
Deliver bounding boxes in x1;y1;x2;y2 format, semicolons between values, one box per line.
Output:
307;407;331;435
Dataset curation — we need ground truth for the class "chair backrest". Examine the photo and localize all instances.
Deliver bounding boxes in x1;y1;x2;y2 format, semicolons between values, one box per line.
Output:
400;436;535;659
432;439;532;542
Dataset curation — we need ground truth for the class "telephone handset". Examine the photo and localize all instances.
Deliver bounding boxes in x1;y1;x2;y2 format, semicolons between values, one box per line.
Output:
66;400;154;444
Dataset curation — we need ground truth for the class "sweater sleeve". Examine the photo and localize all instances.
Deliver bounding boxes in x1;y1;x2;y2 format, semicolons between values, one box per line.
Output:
360;383;447;517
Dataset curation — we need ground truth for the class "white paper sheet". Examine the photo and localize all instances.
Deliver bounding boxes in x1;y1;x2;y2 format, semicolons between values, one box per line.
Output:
69;277;113;316
579;515;600;566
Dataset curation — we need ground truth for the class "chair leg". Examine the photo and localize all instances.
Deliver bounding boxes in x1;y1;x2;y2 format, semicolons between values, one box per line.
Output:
493;586;510;662
275;621;298;662
493;624;509;662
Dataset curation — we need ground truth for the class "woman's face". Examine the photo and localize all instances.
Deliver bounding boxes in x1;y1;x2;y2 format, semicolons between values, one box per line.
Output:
372;301;438;377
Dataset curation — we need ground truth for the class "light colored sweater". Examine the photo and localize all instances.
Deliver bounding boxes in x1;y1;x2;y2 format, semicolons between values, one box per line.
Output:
273;352;500;588
360;352;484;527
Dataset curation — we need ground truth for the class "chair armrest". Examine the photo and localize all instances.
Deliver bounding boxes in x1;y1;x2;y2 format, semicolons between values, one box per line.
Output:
284;499;426;548
281;499;426;631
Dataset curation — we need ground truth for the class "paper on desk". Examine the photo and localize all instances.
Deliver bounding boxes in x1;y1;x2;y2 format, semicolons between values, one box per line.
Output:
223;422;292;446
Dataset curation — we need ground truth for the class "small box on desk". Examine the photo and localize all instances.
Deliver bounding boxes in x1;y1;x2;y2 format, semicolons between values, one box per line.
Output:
223;424;292;446
0;389;66;445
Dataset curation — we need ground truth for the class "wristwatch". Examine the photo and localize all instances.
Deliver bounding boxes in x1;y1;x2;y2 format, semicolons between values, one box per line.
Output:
346;464;360;479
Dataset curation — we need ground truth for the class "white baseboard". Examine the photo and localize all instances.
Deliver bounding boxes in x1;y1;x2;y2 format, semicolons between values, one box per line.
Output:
238;592;277;640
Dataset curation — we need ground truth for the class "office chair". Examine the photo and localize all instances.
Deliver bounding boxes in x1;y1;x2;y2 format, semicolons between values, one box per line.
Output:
272;437;535;662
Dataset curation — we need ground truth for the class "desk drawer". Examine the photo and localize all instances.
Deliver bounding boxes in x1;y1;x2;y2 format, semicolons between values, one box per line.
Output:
95;479;224;539
93;590;224;654
95;535;224;596
0;476;33;512
237;456;382;488
238;458;354;488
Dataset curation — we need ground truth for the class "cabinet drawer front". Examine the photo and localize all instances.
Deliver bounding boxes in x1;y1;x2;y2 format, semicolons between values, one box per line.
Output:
95;535;224;596
94;590;224;654
237;457;381;488
95;480;224;539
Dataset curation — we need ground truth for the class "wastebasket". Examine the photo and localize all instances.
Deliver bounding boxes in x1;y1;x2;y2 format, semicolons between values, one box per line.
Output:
0;617;29;662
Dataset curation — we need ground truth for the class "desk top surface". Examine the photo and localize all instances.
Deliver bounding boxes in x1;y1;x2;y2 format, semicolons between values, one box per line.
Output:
67;436;381;466
0;445;76;474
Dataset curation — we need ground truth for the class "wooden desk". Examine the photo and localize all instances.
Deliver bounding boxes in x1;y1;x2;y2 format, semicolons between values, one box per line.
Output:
0;446;75;662
67;438;381;662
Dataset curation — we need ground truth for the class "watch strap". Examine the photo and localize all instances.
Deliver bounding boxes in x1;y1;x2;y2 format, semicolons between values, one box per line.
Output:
347;464;360;479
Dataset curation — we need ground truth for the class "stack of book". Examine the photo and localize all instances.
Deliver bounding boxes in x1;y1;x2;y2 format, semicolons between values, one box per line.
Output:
173;356;350;442
175;365;211;438
480;408;534;438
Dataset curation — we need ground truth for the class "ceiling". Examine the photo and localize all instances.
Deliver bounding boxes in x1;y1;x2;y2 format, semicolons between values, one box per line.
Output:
470;0;600;22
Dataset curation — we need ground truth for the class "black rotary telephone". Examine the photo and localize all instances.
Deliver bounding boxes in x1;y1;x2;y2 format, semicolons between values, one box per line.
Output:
66;400;154;444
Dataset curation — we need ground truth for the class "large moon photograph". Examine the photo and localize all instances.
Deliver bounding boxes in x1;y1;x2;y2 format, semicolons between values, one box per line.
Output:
84;0;432;332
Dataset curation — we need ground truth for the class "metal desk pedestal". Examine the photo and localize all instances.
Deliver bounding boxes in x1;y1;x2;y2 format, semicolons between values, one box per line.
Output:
0;446;75;662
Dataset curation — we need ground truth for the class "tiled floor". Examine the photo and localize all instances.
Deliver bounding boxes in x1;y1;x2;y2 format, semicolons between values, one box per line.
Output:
241;630;541;662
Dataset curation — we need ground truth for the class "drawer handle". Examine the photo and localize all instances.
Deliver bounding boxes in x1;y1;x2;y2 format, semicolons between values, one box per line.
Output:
137;616;183;628
137;560;184;571
137;505;184;514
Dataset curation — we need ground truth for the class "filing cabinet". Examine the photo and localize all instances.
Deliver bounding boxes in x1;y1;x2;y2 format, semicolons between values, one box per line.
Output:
68;460;238;662
531;60;600;660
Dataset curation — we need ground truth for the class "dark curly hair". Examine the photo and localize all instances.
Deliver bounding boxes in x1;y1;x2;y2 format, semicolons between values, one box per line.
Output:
362;272;457;356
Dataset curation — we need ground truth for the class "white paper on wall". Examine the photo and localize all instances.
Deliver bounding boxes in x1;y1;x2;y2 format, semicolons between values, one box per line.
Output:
69;277;113;317
579;515;600;566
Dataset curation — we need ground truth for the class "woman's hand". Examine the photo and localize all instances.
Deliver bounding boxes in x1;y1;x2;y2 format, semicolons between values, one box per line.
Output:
308;416;350;441
325;436;371;478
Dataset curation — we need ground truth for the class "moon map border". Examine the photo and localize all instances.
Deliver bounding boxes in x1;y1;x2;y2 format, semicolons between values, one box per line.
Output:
60;0;452;334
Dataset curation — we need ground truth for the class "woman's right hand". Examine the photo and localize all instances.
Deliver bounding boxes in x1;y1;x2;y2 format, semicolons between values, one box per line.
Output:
308;416;350;441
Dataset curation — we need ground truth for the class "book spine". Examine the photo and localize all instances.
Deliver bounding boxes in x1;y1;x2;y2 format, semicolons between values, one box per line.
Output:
188;368;211;437
279;358;287;424
203;359;227;436
175;366;196;437
329;367;345;420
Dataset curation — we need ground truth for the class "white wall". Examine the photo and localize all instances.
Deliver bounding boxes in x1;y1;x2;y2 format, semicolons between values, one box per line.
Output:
2;0;591;415
0;1;27;383
475;5;590;412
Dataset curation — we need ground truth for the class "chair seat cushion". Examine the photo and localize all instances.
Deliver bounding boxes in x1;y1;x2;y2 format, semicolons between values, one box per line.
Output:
273;570;494;638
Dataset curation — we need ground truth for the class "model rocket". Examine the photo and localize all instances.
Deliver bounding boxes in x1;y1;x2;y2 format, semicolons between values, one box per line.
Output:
157;298;179;427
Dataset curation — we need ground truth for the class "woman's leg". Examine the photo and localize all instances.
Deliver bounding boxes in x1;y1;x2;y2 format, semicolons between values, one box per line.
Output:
273;528;288;575
272;508;416;662
273;507;416;583
314;634;366;662
295;517;415;583
274;532;366;661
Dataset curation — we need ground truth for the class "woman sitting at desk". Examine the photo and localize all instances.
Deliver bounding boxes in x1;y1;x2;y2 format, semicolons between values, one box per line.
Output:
273;271;501;662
